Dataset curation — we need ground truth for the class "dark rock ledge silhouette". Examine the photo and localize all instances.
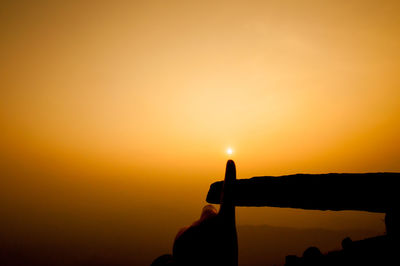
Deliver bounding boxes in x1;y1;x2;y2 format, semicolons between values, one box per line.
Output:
207;171;400;266
206;172;400;213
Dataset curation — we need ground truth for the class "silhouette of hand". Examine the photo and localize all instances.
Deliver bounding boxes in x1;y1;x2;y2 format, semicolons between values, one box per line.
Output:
172;160;238;266
152;160;238;266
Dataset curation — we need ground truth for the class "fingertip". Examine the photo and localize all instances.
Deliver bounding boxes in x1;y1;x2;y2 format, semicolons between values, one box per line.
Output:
225;160;236;181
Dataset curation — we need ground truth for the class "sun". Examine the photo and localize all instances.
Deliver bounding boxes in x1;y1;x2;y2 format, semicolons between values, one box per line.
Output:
226;147;233;155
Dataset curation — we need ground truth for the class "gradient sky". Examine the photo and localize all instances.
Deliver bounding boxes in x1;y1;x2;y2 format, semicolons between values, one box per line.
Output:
1;0;400;264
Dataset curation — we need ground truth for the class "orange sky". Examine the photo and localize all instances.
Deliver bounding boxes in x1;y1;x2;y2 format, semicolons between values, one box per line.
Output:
1;0;400;246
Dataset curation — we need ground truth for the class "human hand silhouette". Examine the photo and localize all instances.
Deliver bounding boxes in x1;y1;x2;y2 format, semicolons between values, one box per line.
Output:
151;160;238;266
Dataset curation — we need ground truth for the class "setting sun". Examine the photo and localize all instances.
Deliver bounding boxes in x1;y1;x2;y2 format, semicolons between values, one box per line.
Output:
227;148;233;155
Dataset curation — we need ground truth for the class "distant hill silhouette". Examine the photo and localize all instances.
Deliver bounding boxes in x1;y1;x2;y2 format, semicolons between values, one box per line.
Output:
237;225;382;266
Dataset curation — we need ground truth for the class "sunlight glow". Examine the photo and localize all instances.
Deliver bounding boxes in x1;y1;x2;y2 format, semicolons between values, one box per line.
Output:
226;148;233;155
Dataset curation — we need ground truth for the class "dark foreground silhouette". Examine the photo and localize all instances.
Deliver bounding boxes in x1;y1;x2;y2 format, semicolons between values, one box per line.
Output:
207;172;400;212
152;160;238;266
154;161;399;265
284;210;399;266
